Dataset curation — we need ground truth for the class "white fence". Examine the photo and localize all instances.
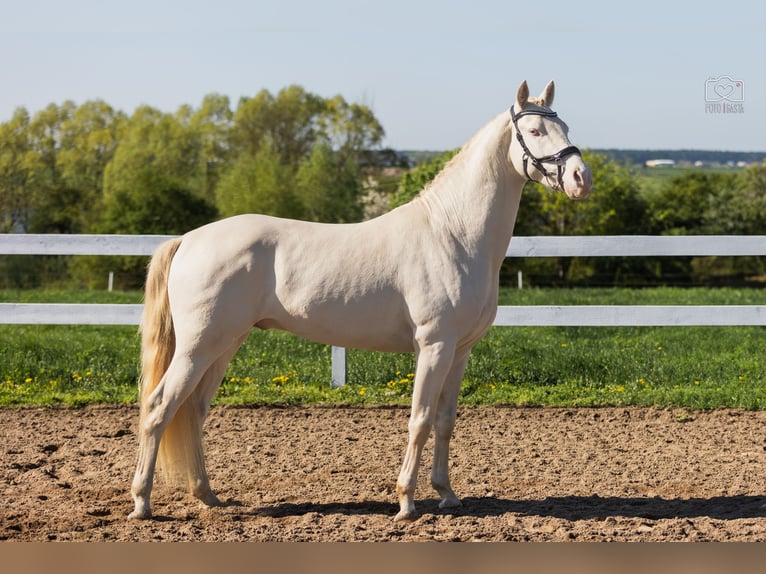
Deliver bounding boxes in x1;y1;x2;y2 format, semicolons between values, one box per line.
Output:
2;234;766;386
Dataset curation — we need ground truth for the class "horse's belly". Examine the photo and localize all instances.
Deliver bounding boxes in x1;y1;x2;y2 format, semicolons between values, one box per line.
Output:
255;304;414;353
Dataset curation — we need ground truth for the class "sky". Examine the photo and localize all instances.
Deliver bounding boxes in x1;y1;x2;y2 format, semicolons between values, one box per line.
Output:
1;0;764;152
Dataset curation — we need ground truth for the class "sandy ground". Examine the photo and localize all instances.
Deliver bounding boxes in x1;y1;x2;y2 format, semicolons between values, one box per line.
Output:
2;404;766;542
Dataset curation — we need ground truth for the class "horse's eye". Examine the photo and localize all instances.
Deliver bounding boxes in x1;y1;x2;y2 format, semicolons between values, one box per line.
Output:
528;129;541;137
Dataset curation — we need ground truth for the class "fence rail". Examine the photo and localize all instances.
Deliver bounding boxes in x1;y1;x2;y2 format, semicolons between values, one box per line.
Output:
2;233;765;387
0;234;175;256
3;233;766;257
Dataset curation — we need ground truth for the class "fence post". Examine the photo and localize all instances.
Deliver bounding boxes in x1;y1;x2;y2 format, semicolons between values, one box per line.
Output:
331;346;347;388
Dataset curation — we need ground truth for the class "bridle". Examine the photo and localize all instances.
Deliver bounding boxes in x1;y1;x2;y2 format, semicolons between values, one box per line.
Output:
509;106;581;191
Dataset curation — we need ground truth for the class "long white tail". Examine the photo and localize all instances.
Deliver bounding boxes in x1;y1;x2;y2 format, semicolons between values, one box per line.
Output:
138;237;205;490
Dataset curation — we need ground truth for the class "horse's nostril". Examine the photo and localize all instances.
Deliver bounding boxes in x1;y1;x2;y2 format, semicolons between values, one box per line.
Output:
574;167;592;190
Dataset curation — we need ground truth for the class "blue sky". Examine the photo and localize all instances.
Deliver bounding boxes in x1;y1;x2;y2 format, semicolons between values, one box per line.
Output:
2;0;763;151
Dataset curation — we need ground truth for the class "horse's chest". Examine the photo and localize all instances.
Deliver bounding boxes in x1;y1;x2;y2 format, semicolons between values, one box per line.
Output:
410;275;497;335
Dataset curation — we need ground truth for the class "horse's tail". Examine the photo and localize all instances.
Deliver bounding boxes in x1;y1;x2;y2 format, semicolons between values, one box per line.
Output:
139;237;203;489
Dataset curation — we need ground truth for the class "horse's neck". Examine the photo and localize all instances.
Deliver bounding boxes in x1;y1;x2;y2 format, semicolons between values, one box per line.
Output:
417;112;524;270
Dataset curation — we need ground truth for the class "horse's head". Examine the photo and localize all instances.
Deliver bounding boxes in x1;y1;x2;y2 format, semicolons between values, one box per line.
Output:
509;80;592;200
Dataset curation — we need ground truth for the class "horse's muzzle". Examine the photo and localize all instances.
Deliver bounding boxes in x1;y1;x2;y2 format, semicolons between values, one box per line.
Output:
564;164;592;200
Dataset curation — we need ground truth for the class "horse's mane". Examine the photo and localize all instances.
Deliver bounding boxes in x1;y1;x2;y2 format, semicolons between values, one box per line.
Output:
421;151;464;195
418;111;510;198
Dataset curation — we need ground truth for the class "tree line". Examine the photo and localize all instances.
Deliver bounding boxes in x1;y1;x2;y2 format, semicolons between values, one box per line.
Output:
1;85;764;288
0;86;386;287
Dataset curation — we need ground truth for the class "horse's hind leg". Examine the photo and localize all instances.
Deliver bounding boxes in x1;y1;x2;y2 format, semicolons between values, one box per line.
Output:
431;349;470;510
185;334;249;507
130;355;210;519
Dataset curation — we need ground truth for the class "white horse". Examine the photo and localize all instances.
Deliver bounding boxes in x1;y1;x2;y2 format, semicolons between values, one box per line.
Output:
129;80;592;522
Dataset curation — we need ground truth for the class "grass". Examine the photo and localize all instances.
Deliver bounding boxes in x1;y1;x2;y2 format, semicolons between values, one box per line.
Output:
1;287;764;409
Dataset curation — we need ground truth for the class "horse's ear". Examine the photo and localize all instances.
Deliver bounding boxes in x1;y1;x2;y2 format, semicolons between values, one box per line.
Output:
539;80;555;107
515;81;530;110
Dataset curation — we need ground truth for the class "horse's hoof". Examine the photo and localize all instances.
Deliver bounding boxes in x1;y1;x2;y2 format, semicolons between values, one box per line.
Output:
393;508;418;522
195;490;222;508
128;508;151;520
438;496;462;510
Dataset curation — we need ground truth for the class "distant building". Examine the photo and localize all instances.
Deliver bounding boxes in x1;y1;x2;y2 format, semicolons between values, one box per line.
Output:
645;159;676;168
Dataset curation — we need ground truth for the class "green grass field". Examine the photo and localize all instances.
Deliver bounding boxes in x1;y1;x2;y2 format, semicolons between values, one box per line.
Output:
1;287;764;409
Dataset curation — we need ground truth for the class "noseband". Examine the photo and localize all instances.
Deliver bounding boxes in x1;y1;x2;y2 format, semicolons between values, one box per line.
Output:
509;106;581;191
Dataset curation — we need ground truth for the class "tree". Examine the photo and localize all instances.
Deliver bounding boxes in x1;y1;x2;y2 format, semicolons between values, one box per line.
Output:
646;172;734;236
694;163;766;282
319;95;385;165
190;93;233;202
231;86;324;165
57;100;125;209
98;169;217;235
705;163;766;235
230;85;385;169
221;86;383;222
215;143;301;219
26;103;73;199
643;171;737;283
296;142;362;223
0;108;42;233
74;169;218;289
102;105;204;198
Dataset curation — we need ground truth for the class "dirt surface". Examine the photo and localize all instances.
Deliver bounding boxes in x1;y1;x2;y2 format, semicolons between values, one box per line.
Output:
2;404;766;541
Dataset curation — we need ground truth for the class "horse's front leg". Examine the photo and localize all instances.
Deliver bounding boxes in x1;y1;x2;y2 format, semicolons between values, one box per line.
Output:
431;349;470;510
395;337;456;522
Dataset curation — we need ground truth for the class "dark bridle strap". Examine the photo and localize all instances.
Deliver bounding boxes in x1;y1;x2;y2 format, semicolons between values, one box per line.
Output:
511;108;559;121
509;106;581;189
535;145;581;165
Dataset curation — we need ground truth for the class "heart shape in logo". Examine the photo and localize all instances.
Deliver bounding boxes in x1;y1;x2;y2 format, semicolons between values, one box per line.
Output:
714;83;735;98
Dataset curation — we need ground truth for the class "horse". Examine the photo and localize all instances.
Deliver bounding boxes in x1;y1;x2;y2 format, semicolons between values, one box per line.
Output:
129;80;592;522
